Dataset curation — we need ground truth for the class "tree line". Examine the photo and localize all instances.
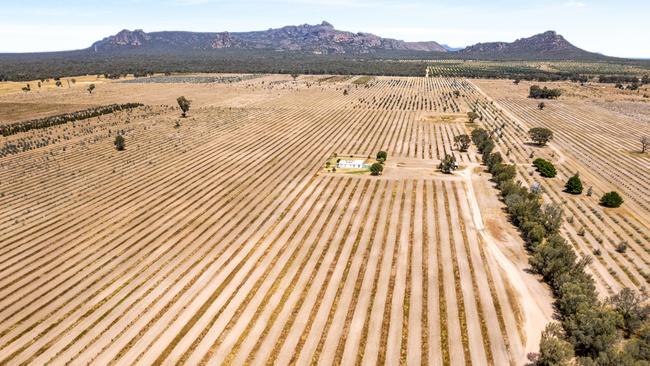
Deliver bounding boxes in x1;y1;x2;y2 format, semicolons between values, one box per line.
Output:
1;49;649;82
0;103;143;136
598;75;641;84
471;127;648;365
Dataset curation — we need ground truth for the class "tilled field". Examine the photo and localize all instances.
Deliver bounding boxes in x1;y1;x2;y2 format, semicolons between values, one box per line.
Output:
0;75;553;365
472;79;650;297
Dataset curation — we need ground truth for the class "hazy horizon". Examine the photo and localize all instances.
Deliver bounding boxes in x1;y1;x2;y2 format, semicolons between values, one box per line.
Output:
1;0;648;58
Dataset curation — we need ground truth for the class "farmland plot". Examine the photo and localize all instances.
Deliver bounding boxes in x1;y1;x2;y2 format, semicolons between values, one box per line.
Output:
470;79;650;297
0;75;552;365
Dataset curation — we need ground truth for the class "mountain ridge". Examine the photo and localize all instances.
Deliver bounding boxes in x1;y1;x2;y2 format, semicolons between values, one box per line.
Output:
87;22;614;61
91;21;449;54
456;30;607;60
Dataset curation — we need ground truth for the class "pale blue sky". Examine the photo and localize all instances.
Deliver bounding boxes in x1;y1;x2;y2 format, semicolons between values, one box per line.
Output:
0;0;647;58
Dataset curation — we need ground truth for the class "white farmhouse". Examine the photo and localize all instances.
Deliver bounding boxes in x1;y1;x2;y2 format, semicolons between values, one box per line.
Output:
337;159;371;169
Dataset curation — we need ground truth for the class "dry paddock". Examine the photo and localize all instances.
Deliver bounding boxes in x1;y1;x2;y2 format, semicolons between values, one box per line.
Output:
0;74;573;365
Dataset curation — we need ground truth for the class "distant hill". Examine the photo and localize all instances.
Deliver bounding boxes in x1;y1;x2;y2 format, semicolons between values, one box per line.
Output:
442;44;464;52
91;22;448;54
2;22;643;81
456;31;609;60
89;25;614;61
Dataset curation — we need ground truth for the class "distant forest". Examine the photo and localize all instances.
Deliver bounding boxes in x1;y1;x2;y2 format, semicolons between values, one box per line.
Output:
0;49;649;82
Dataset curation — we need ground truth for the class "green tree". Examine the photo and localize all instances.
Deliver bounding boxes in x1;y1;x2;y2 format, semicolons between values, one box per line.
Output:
624;324;650;361
290;73;299;81
565;174;583;195
556;274;598;317
177;96;191;117
454;134;471;152
485;152;503;173
529;85;562;99
600;191;623;208
467;111;480;123
439;154;457;174
471;128;489;145
535;323;574;366
530;234;578;288
533;158;557;178
376;150;388;162
529;127;554;146
87;84;95;94
538;102;546;110
114;135;125;151
564;306;620;357
369;163;383;176
492;163;517;184
608;288;649;337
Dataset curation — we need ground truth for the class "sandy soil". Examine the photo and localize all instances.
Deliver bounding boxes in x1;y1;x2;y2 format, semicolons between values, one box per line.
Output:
0;74;571;366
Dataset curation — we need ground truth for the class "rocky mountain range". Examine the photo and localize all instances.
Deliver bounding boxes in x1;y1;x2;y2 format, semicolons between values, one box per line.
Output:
92;21;448;54
84;21;610;61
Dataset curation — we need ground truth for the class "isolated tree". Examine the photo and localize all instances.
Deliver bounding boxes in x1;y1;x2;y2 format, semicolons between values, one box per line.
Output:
529;85;562;99
177;96;191;117
37;81;41;89
600;191;623;208
114;135;125;151
535;323;574;366
529;127;553;146
641;136;649;153
343;89;349;96
467;111;480;123
87;84;96;94
290;73;299;81
609;288;649;337
439;154;457;174
454;134;471;152
533;158;557;178
565;174;583;195
55;80;63;87
369;163;383;176
538;102;546;110
376;150;388;162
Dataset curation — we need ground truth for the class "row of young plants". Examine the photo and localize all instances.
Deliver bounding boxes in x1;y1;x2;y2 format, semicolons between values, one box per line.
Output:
0;103;143;137
471;127;650;366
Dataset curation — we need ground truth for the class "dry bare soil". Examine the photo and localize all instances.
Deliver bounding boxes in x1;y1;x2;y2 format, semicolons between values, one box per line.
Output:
1;73;643;365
